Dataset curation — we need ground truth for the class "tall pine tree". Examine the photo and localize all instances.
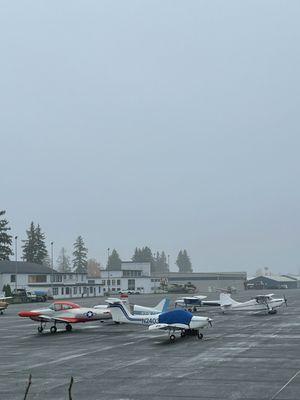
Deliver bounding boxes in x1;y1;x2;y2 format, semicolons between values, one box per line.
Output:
107;249;122;271
0;210;13;260
72;236;88;273
22;222;48;264
176;249;193;273
57;247;71;272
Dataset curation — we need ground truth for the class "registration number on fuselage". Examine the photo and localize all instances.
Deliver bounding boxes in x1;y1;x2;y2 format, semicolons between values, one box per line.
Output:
142;317;158;325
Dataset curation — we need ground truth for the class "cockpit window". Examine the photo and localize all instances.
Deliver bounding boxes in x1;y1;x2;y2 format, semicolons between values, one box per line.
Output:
62;304;72;310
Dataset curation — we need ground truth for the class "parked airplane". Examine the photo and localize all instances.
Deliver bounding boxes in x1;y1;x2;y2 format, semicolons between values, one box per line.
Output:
106;298;212;342
175;295;220;311
220;292;287;314
0;296;12;314
94;297;170;315
18;301;111;333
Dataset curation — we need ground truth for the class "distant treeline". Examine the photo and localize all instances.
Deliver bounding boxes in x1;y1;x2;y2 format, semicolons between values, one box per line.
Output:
0;210;193;275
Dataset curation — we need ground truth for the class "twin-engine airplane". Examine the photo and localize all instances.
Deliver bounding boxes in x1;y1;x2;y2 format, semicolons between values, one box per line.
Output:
19;301;111;333
175;295;220;311
220;293;287;314
0;296;12;315
106;298;212;342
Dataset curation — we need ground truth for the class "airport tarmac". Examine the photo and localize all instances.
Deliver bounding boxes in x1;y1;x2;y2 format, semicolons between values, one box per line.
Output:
1;289;300;399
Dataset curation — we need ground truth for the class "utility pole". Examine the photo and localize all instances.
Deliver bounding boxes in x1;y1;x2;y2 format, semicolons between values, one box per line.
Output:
107;248;110;294
51;242;54;296
14;236;18;292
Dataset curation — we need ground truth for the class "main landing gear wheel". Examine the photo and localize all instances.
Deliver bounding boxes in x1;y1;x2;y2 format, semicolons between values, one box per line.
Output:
180;330;186;338
268;309;277;315
65;324;72;332
50;325;57;334
170;334;176;343
197;332;203;340
38;326;43;333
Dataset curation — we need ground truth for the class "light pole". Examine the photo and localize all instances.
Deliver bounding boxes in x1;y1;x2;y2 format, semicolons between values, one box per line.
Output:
107;248;110;294
167;254;170;270
50;242;54;296
14;236;18;292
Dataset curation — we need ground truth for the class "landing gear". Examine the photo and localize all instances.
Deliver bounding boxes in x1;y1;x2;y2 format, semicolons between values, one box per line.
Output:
50;325;57;334
197;332;203;340
268;309;277;315
169;334;176;343
38;326;43;333
180;330;186;338
0;311;3;315
65;324;72;332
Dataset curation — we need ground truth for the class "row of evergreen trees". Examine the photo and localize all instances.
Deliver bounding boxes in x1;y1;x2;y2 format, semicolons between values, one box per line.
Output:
0;210;193;274
108;246;193;273
0;210;88;273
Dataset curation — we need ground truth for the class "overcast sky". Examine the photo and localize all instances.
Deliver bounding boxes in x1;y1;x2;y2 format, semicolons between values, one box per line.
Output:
1;1;300;274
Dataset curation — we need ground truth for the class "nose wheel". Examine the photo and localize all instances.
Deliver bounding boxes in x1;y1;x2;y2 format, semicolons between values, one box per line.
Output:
169;334;176;343
65;324;72;332
197;332;203;340
38;326;43;333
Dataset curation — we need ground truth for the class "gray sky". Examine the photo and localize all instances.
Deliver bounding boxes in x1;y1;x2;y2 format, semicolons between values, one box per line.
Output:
1;1;300;274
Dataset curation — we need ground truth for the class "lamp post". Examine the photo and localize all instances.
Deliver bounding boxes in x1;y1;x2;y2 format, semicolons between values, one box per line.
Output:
14;236;18;292
167;254;170;270
107;248;110;294
50;242;54;296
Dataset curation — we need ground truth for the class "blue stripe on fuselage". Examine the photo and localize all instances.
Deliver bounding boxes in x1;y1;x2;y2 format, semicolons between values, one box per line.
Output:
109;303;143;322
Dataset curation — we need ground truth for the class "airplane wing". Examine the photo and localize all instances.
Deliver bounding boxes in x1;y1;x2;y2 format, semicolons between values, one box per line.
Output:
36;315;80;323
149;323;189;331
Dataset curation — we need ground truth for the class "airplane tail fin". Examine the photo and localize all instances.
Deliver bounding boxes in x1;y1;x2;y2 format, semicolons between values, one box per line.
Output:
155;298;170;313
106;298;135;323
220;293;240;307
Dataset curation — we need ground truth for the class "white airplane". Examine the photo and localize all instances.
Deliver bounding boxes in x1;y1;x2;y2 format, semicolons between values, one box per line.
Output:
220;292;287;314
94;297;170;316
106;298;212;342
175;295;220;311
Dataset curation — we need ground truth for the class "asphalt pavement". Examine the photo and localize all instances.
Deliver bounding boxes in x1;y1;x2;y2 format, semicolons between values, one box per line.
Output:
1;289;300;399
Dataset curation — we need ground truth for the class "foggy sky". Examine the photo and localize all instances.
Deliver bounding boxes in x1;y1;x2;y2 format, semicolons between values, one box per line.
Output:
1;1;300;274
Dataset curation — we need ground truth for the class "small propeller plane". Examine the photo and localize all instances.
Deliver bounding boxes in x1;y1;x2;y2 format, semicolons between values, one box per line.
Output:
0;296;12;315
220;292;287;314
106;298;212;342
18;301;111;333
175;295;220;311
94;297;170;315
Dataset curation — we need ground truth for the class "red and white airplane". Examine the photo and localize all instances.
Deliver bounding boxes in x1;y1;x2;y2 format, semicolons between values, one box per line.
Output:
18;301;111;334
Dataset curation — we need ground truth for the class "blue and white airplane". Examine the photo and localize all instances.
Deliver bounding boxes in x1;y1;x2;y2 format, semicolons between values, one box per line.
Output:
106;298;213;342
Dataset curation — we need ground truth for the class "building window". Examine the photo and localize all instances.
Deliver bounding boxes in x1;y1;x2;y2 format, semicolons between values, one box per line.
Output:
107;280;111;286
10;274;16;283
98;287;101;293
73;287;77;295
53;288;59;296
81;275;84;281
66;287;70;295
112;279;116;285
28;275;47;283
69;274;73;280
61;287;64;295
128;279;135;290
102;280;106;285
89;287;93;294
79;287;81;294
117;279;121;285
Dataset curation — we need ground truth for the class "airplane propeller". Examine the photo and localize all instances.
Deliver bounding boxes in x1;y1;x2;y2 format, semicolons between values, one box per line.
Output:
283;295;288;307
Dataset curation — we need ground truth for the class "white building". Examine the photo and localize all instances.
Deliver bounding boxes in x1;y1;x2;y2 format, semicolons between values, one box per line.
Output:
101;261;154;293
0;261;103;299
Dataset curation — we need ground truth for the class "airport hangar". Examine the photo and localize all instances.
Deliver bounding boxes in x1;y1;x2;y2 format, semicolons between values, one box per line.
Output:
246;274;299;289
